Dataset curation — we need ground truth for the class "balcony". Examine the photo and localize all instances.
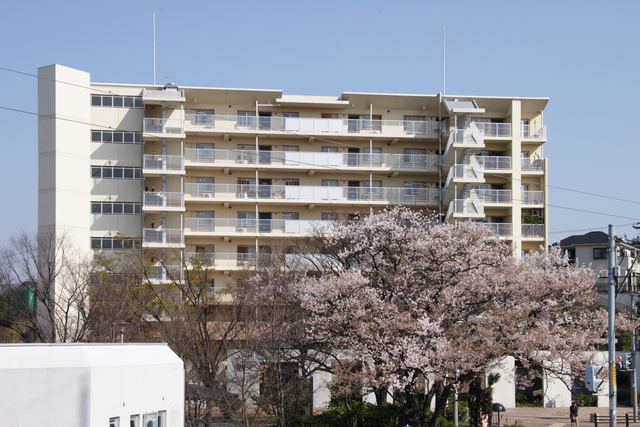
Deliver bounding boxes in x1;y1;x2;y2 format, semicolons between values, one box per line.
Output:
143;154;185;173
143;192;185;211
185;218;337;235
521;125;547;140
522;224;544;239
143;228;184;247
143;118;185;136
521;157;544;172
184;148;439;172
521;191;544;205
184;114;440;138
473;122;512;138
473;156;512;171
471;189;512;204
481;222;512;237
184;183;438;206
443;123;485;165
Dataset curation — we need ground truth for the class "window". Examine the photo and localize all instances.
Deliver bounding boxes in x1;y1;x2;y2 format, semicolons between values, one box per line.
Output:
237;178;256;197
195;177;214;195
238;212;257;230
238;111;256;127
91;95;143;108
362;148;382;165
195;212;214;231
195;143;215;161
130;415;139;427
143;413;157;427
362;181;382;199
91;202;141;215
282;179;299;186
92;237;140;250
593;248;607;259
91;166;141;179
195;110;214;126
321;180;338;187
92;131;142;144
403;149;425;166
404;181;423;197
404;116;425;133
109;417;120;427
237;245;256;265
322;213;339;221
321;147;338;153
361;115;382;132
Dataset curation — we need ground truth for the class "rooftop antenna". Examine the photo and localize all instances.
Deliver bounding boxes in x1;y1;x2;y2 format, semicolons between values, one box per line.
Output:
153;11;156;85
443;24;446;95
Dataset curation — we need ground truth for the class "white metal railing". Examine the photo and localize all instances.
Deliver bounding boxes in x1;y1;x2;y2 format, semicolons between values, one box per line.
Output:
521;125;546;139
481;222;512;237
143;118;184;134
473;156;512;171
472;122;512;137
143;229;184;245
184;113;440;137
521;157;544;172
143;192;184;208
521;191;544;205
185;218;337;234
444;122;484;161
184;148;438;170
471;189;512;204
184;183;438;205
452;164;484;179
143;154;185;171
185;252;216;267
522;224;544;238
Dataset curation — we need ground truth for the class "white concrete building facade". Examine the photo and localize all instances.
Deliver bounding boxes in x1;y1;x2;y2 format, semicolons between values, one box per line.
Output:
0;343;184;427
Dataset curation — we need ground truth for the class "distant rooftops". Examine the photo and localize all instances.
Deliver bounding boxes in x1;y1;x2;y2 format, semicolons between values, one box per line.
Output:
558;231;609;247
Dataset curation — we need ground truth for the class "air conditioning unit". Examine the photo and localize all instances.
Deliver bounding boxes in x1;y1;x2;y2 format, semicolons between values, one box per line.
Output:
236;227;247;233
532;209;542;216
202;193;213;198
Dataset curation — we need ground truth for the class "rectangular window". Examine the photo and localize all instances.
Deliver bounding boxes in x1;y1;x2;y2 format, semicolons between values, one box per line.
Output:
113;132;123;143
321;180;338;187
362;148;382;165
113;96;124;107
321;213;339;221
91;131;101;142
109;417;120;427
91;95;143;109
124;97;134;107
238;111;256;127
112;168;123;178
321;147;338;153
195;110;215;126
112;203;123;214
91;96;102;106
404;116;425;133
130;415;139;427
593;248;607;259
91;167;101;178
123;203;134;214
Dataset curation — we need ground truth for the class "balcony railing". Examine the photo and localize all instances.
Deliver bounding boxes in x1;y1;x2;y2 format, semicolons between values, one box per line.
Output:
451;164;484;180
522;224;544;238
143;192;185;208
185;218;337;234
481;222;512;237
521;125;546;140
444;122;484;161
521;191;544;205
472;122;512;137
184;148;439;170
473;156;512;171
143;154;185;171
521;157;544;172
471;189;512;204
184;113;440;137
184;183;438;205
143;118;184;135
143;228;184;245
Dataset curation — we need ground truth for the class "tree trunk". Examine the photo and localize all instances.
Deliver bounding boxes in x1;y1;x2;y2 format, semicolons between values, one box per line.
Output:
428;382;451;427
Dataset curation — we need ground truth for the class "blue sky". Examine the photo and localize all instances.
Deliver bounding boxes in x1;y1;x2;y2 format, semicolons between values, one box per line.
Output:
1;0;639;244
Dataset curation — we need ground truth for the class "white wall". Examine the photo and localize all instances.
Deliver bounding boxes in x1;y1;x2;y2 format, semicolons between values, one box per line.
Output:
0;343;184;427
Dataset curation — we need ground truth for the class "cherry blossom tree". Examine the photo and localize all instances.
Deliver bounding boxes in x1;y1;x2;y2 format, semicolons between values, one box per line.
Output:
299;207;619;427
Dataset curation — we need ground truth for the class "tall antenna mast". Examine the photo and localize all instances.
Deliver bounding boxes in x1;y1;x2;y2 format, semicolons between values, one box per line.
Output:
153;12;156;85
443;24;446;95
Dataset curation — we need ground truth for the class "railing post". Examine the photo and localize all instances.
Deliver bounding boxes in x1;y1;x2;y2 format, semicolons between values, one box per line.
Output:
626;413;629;427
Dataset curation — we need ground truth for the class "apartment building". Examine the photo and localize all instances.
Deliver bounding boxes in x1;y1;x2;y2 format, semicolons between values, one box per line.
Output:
38;64;549;291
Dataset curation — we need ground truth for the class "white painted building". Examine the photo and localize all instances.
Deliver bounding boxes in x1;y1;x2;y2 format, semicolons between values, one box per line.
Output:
0;343;184;427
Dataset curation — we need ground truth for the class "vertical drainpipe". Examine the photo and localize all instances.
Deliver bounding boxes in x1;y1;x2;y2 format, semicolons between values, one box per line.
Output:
438;93;442;222
255;101;259;255
370;104;373;213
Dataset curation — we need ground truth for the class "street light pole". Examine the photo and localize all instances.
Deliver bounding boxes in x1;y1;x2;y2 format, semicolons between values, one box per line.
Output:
609;225;617;427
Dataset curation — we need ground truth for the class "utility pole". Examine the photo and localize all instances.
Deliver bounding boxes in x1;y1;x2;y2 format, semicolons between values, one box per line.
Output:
632;279;638;421
609;224;617;427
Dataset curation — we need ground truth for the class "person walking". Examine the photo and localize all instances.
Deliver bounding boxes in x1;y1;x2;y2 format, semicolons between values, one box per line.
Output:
570;401;579;427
